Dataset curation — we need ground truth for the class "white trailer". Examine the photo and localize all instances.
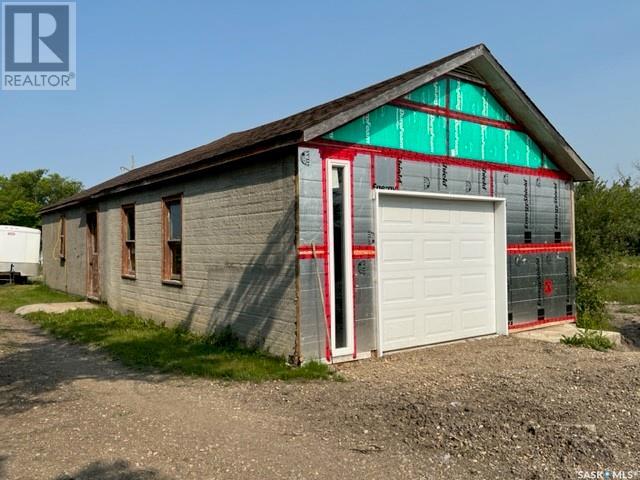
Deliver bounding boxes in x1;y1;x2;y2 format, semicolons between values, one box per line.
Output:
0;225;41;282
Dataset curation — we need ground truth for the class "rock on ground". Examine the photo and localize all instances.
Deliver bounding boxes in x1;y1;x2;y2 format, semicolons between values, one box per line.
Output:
14;301;97;316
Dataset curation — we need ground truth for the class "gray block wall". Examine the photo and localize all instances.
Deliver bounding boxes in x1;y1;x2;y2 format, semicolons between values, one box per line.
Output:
42;152;298;358
42;206;87;296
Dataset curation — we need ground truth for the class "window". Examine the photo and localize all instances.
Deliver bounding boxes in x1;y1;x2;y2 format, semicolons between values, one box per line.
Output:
59;216;66;259
121;205;136;277
162;195;182;283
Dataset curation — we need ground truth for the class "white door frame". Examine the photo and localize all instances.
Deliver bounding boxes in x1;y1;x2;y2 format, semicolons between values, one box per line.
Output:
374;190;508;356
327;159;355;358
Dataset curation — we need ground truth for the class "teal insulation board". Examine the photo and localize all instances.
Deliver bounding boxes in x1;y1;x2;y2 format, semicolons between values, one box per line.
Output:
324;105;447;156
404;78;448;107
450;119;544;168
323;76;559;171
448;78;514;123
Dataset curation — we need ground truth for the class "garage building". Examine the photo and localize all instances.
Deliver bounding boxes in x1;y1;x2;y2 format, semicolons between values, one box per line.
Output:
41;44;593;363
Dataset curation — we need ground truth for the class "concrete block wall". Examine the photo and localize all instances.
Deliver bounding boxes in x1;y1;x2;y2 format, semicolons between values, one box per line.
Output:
41;206;87;296
43;152;298;358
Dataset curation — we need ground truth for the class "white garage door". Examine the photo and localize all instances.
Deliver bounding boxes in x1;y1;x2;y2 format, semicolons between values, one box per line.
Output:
379;195;497;351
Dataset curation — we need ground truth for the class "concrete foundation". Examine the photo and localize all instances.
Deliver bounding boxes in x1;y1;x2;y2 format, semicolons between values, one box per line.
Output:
513;323;621;346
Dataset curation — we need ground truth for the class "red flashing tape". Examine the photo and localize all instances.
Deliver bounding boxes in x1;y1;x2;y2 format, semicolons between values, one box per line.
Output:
305;140;571;181
507;242;573;254
543;279;554;296
297;245;327;259
299;244;375;259
370;154;375;188
353;245;376;259
302;243;570;259
302;243;572;258
317;144;356;162
509;315;575;331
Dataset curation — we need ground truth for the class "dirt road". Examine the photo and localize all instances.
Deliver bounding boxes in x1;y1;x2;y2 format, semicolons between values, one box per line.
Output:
1;311;639;479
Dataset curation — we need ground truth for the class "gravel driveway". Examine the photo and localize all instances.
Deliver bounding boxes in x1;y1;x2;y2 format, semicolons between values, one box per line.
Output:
1;310;639;480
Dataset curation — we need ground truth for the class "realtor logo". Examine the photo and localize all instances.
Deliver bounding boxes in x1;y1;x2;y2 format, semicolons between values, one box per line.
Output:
2;2;76;90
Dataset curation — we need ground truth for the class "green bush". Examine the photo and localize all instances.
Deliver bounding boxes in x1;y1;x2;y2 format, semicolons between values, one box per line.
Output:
575;270;610;330
574;174;640;320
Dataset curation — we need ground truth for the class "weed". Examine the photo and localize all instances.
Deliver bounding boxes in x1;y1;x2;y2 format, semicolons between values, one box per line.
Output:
561;329;614;352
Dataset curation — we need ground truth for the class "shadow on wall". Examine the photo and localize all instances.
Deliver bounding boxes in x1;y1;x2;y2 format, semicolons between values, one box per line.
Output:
179;202;295;353
0;322;165;416
53;460;172;480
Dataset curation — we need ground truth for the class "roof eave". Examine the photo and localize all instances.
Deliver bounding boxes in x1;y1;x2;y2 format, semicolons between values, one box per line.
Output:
39;133;301;215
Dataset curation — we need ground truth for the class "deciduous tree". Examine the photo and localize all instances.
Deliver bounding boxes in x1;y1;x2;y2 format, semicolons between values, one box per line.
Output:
0;169;83;228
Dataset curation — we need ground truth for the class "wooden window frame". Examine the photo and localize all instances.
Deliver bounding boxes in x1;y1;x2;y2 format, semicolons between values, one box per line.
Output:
162;194;183;286
121;204;136;279
59;215;66;260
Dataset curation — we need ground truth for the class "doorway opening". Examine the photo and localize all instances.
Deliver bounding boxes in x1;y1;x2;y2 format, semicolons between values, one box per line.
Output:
86;211;100;299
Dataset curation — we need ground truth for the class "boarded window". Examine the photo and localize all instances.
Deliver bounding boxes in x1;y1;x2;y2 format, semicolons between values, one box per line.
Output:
121;204;136;276
59;216;66;259
162;195;182;282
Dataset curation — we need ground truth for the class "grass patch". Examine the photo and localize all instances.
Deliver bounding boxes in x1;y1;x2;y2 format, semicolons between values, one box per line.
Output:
26;307;334;382
561;329;614;352
602;256;640;304
0;283;81;312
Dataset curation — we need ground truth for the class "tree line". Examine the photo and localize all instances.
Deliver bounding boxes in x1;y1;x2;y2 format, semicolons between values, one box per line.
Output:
574;174;640;325
0;169;83;228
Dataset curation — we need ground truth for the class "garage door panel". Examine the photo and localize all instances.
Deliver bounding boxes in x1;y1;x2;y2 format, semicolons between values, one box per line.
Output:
423;240;452;261
460;273;489;295
461;307;493;331
381;277;415;303
382;240;414;263
423;275;453;299
460;239;491;261
424;311;456;335
460;208;494;225
381;202;413;224
423;207;452;225
383;313;419;349
380;195;497;351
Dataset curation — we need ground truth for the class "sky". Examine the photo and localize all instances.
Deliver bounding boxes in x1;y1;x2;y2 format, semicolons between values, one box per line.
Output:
1;0;639;188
